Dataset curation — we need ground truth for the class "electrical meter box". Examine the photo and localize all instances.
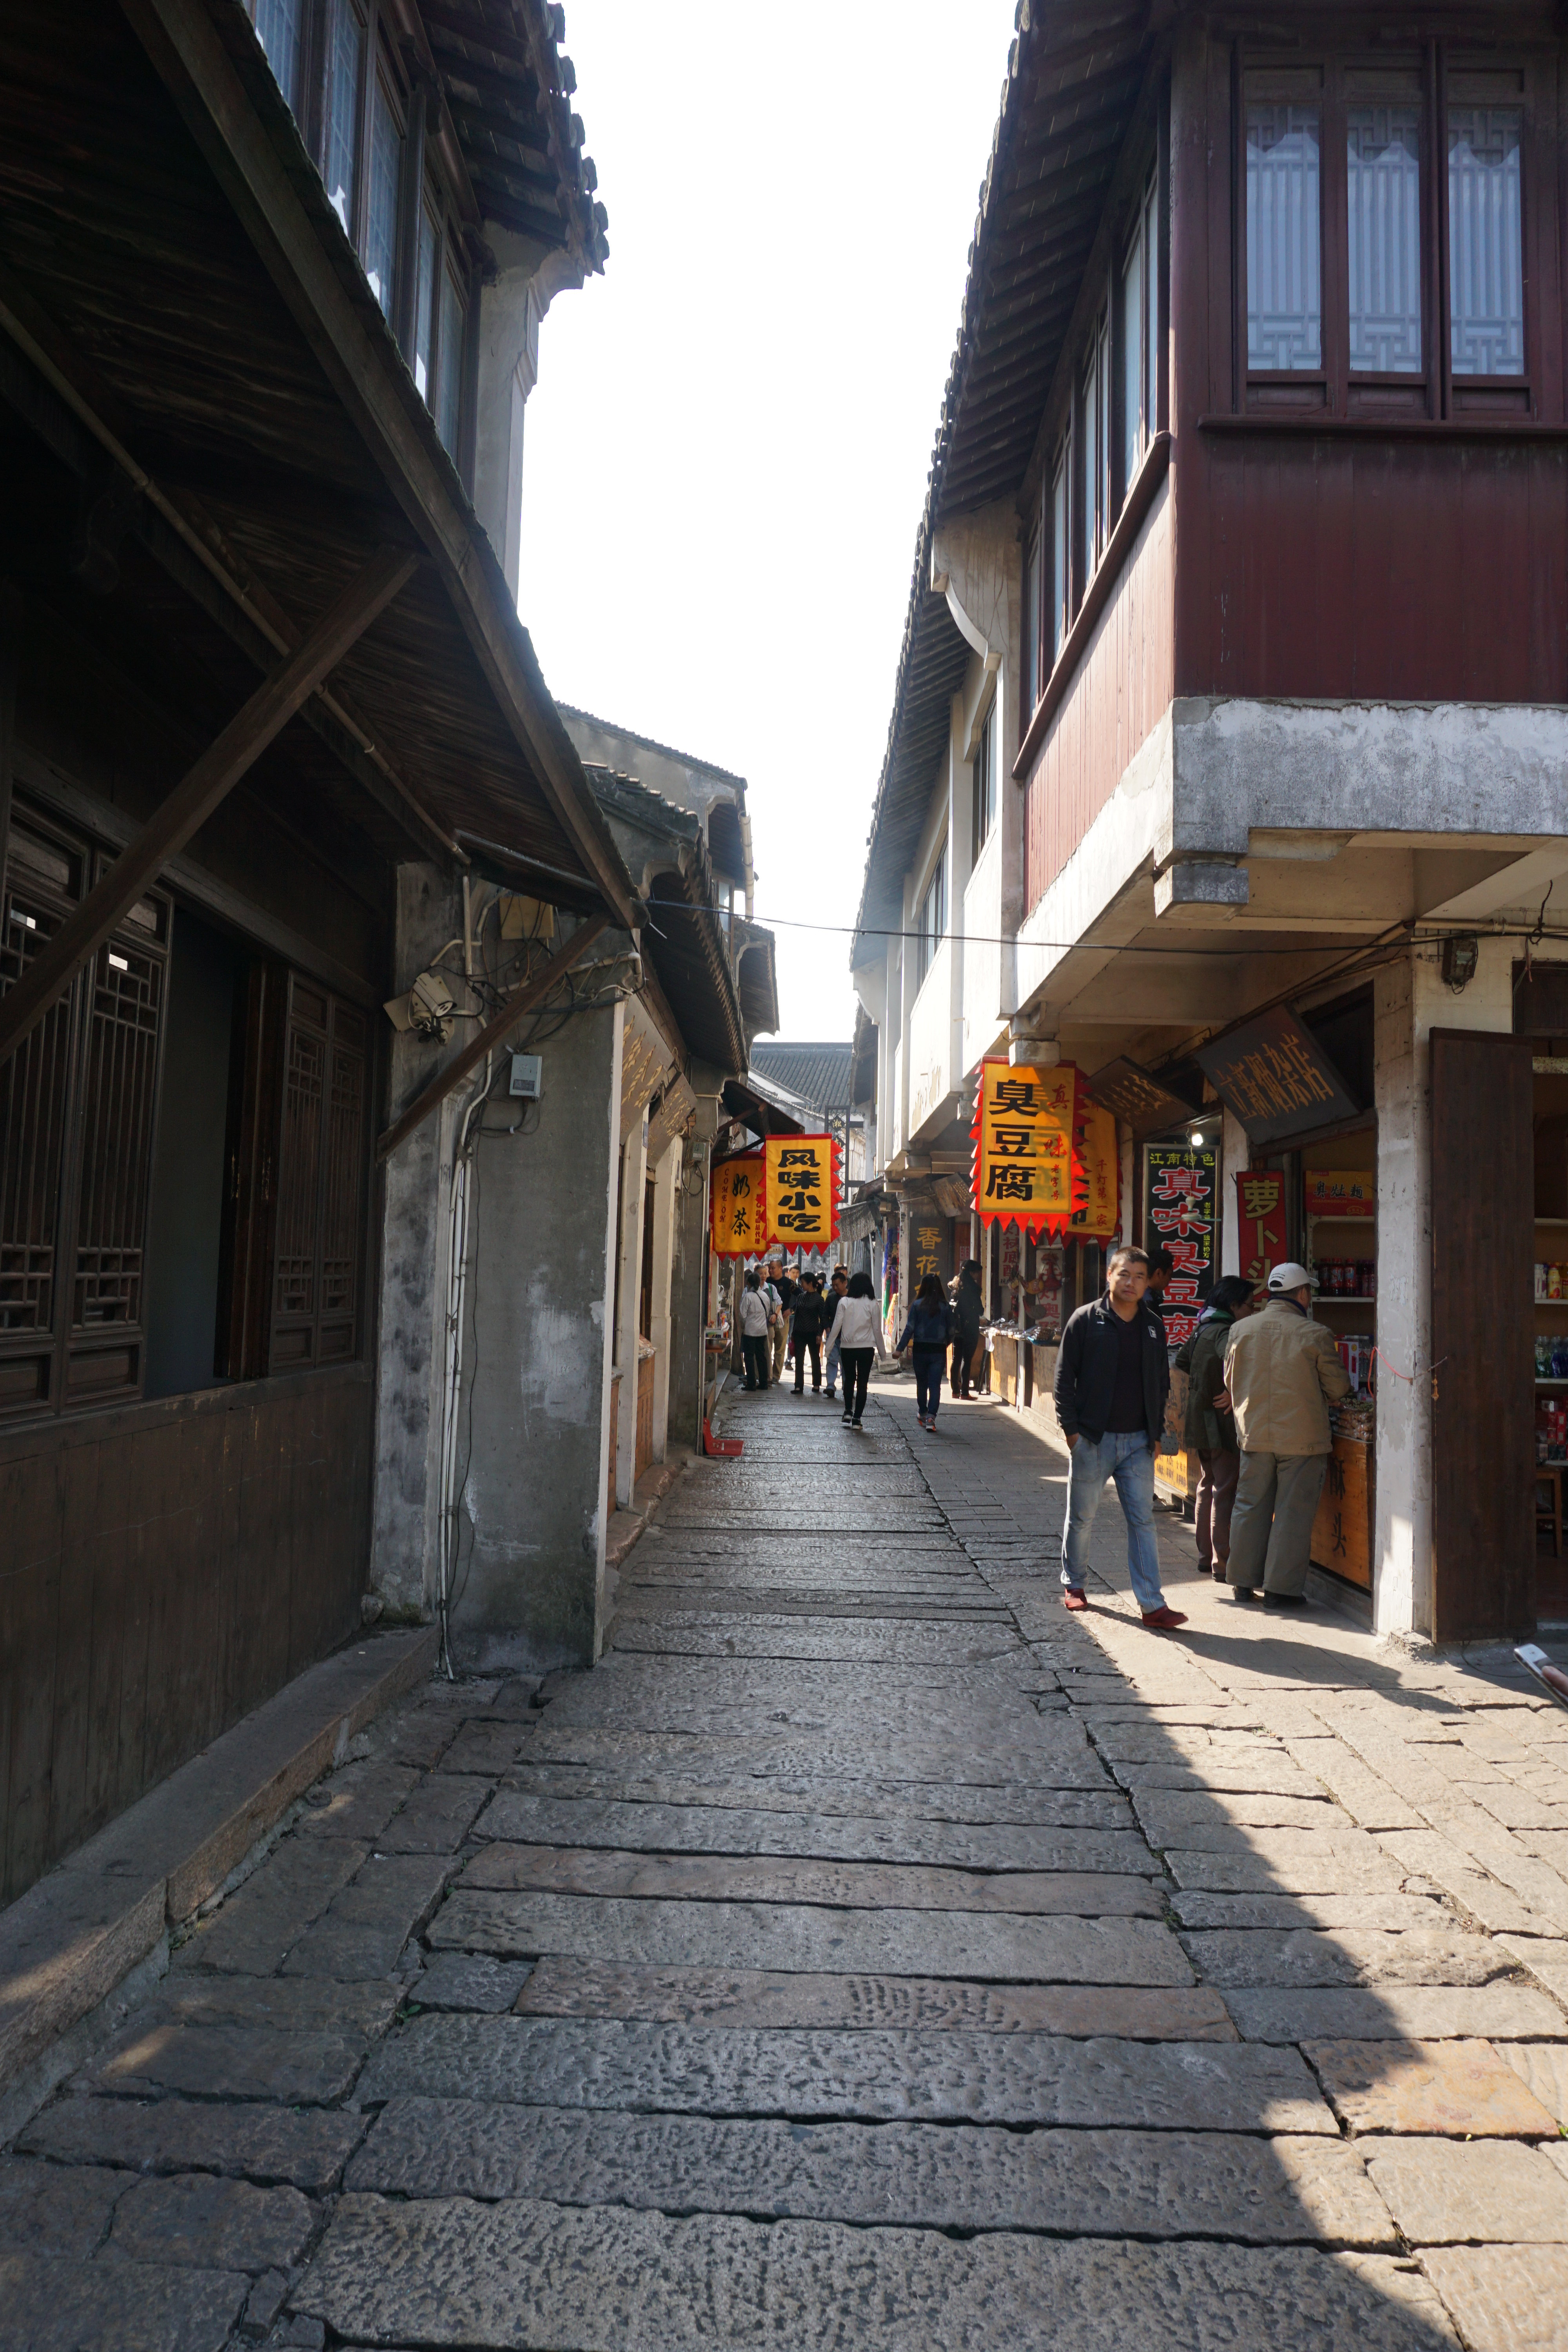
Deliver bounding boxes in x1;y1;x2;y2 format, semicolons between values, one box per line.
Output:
508;1053;543;1101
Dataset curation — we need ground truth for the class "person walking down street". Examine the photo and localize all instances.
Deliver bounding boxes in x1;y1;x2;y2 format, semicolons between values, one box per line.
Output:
765;1259;789;1385
1144;1247;1176;1328
897;1275;954;1434
1219;1261;1351;1606
790;1272;828;1396
1054;1245;1187;1630
737;1270;774;1392
826;1270;881;1429
823;1265;849;1401
1173;1275;1254;1581
951;1258;983;1399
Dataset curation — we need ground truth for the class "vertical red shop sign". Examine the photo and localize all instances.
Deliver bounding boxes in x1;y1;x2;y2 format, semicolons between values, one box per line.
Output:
1143;1146;1217;1347
1235;1167;1289;1295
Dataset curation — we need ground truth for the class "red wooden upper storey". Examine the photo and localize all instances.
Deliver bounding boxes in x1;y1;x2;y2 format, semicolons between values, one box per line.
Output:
1008;3;1568;914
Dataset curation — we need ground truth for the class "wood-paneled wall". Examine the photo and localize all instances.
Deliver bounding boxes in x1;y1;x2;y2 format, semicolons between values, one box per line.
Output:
1179;426;1568;702
0;1367;372;1902
1023;485;1174;914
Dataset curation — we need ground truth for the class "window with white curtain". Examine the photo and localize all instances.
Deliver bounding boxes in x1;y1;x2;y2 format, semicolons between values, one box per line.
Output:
915;851;946;988
1448;104;1524;376
1347;92;1423;372
364;69;403;318
1247;98;1323;370
971;707;996;864
253;0;303;111
1122;173;1160;483
1023;535;1040;718
1050;451;1068;665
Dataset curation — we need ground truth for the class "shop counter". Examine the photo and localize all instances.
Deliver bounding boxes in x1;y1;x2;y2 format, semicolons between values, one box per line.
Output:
1311;1416;1375;1592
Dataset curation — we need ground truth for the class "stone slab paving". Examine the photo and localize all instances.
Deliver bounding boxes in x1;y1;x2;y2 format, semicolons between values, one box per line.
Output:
347;2097;1394;2243
296;2196;1461;2350
9;1377;1568;2346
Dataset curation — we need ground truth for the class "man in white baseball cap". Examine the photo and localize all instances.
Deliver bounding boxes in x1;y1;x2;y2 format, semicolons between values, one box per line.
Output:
1215;1261;1352;1606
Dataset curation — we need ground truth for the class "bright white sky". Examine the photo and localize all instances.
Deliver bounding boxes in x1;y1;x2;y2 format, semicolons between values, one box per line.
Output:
517;1;1021;1047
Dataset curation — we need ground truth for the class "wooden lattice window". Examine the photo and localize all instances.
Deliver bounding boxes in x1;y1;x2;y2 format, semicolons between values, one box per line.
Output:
268;976;367;1371
0;810;169;1418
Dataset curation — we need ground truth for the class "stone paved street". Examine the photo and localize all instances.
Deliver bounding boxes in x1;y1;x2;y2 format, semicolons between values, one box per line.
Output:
10;1379;1568;2348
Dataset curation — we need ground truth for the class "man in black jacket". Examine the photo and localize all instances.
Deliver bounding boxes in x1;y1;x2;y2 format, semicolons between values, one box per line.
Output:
1054;1244;1186;1629
790;1273;828;1395
951;1259;983;1399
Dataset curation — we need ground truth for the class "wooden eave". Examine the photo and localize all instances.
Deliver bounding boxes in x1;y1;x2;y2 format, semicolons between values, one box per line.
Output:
12;0;638;928
855;0;1152;949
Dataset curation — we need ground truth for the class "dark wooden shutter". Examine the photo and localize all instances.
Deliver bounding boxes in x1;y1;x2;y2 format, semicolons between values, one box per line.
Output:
317;998;367;1364
1430;1027;1534;1641
267;976;367;1373
216;959;284;1383
0;819;83;1417
65;888;170;1405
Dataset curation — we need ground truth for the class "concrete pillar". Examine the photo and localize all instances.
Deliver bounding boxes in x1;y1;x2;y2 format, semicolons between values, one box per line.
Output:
451;991;622;1670
649;1138;681;1462
370;862;464;1619
1372;938;1513;1639
614;1114;649;1509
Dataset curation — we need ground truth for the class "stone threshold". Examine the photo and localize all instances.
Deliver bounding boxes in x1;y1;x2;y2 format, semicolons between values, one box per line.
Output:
0;1625;437;2102
606;1449;697;1573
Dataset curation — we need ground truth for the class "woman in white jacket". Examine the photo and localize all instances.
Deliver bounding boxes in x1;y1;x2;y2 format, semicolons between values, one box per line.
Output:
825;1270;882;1428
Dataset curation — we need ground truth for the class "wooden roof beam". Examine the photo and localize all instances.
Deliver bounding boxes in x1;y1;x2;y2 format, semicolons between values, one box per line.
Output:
0;257;465;869
120;0;635;927
0;545;416;1068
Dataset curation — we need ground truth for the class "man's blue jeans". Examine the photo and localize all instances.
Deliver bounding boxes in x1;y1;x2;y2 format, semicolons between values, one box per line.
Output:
1060;1430;1167;1614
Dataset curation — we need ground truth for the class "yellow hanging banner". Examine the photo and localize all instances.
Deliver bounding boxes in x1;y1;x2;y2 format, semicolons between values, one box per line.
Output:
763;1134;840;1251
1070;1098;1120;1238
971;1058;1083;1234
709;1152;766;1257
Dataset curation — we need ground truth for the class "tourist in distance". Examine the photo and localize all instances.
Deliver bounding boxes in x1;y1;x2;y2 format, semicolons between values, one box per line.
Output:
1173;1274;1256;1581
896;1273;954;1434
762;1257;788;1384
790;1270;828;1396
736;1269;774;1392
951;1256;984;1400
1054;1243;1187;1630
1216;1261;1351;1606
823;1264;849;1400
826;1270;881;1429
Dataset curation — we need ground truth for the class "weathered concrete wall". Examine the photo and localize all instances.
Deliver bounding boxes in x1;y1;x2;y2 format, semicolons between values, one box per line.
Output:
370;864;465;1619
1172;697;1568;855
451;997;622;1671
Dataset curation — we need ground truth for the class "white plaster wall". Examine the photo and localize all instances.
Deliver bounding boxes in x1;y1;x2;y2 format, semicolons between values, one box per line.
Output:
907;940;953;1139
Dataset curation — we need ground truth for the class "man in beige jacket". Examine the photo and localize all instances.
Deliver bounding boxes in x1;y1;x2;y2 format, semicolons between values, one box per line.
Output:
1219;1262;1351;1606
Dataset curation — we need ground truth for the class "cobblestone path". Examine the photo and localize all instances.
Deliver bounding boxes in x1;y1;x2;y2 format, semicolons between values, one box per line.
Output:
9;1382;1568;2348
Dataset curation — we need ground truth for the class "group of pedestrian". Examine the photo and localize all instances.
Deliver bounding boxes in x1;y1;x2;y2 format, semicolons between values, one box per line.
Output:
1053;1245;1350;1628
735;1258;881;1429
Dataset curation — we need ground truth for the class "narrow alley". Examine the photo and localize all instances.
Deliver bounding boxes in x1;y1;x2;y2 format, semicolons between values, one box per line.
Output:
8;1383;1568;2349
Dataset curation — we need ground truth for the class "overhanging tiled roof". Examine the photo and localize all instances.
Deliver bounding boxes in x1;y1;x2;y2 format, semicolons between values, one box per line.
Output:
855;0;1151;947
751;1042;855;1115
427;0;610;270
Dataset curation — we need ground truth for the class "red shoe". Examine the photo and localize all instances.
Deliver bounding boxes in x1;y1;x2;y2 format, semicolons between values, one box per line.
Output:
1063;1587;1089;1611
1141;1605;1188;1630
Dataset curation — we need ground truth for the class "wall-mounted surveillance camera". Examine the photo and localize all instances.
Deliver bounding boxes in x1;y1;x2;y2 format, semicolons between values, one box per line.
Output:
383;969;457;1042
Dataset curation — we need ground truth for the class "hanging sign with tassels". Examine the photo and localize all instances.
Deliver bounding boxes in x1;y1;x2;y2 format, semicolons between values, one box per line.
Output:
970;1058;1085;1235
